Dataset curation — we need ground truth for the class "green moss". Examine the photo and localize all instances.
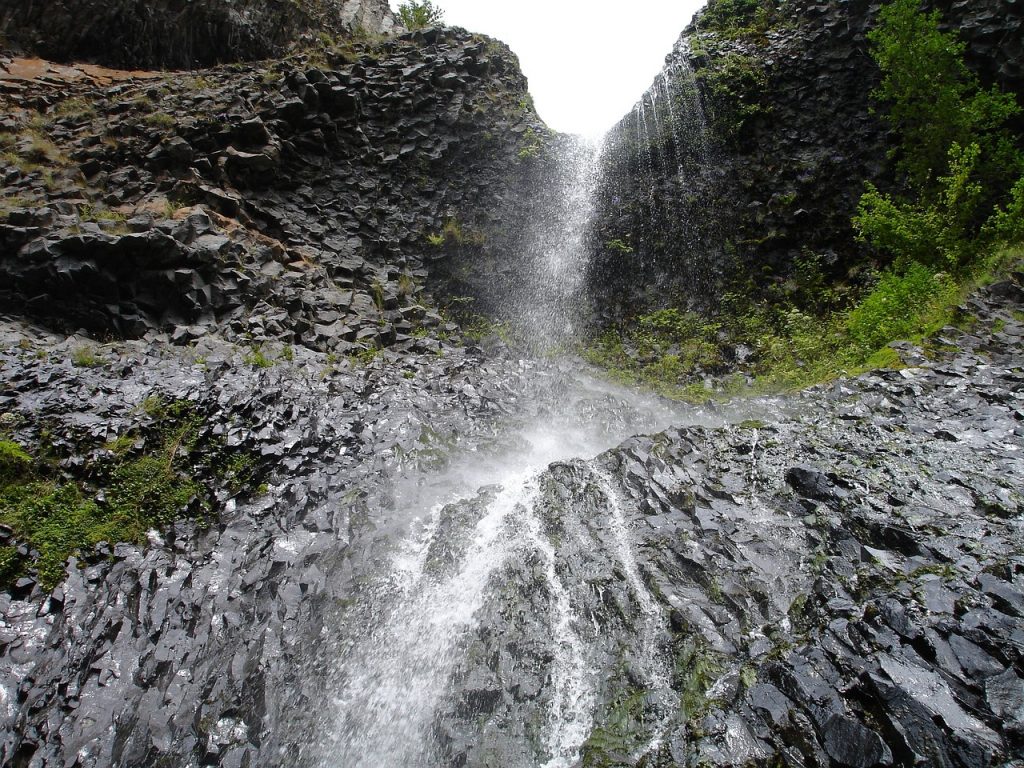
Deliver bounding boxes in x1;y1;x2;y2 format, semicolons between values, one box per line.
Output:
739;665;757;690
0;398;261;590
586;247;1023;401
0;440;32;485
674;637;723;723
104;434;136;455
696;0;784;38
581;690;650;767
863;346;903;370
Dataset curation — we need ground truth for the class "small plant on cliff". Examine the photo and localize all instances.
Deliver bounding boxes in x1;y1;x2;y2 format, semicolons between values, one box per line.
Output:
696;0;783;39
143;111;176;130
71;346;102;368
697;53;770;144
243;346;274;369
518;127;543;160
397;0;443;30
605;238;634;255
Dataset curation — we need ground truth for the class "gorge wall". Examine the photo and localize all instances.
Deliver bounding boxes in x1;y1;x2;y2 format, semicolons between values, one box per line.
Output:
590;0;1024;318
0;25;548;353
0;0;400;69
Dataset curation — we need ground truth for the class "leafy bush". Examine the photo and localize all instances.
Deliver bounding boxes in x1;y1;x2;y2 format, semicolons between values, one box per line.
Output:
845;262;958;354
868;0;1021;193
857;0;1023;268
397;1;443;30
854;142;984;268
987;175;1024;243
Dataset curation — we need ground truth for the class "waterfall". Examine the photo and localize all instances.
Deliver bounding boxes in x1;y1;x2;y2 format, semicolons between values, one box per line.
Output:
304;51;722;768
593;50;716;306
514;135;604;347
302;366;713;767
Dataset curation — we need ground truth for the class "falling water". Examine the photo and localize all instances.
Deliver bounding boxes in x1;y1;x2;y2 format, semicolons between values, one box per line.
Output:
515;135;604;346
306;45;723;768
306;373;714;768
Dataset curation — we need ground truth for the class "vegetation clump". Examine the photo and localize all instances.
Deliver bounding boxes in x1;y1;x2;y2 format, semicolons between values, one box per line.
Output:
0;398;261;590
854;0;1023;270
696;53;770;143
696;0;786;38
397;1;443;30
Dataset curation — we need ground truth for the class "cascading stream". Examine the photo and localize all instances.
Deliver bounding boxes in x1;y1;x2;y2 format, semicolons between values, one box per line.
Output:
309;371;712;767
311;61;720;765
514;135;605;347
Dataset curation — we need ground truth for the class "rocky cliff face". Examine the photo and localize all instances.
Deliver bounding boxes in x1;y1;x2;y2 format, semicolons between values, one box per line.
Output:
590;0;1024;317
0;18;559;765
0;27;546;353
1;0;400;69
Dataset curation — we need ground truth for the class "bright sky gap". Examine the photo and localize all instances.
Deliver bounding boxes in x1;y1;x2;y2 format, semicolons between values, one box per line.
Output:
389;0;708;137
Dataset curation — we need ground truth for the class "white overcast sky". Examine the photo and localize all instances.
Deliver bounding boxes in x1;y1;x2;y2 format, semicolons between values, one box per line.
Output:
389;0;707;138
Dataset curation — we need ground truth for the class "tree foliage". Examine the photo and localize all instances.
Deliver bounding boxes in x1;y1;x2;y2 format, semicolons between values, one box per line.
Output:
856;0;1024;266
397;0;443;30
867;0;1020;195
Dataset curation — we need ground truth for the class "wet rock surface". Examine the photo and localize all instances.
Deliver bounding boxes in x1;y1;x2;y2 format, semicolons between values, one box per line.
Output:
0;27;546;352
426;275;1024;767
592;0;1024;313
0;314;552;766
0;253;1021;767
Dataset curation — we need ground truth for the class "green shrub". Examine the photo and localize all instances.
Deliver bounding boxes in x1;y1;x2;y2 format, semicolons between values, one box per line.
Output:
854;142;984;269
868;0;1021;194
845;262;958;354
857;0;1023;269
986;175;1024;243
397;0;443;30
